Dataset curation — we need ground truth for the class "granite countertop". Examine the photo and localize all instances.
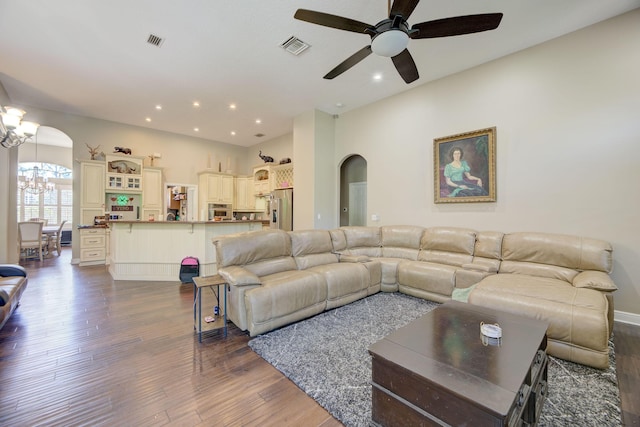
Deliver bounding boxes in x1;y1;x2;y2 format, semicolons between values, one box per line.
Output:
107;220;264;224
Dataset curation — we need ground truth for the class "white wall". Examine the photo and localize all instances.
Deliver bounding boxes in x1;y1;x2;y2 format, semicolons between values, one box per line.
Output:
248;132;293;175
0;84;19;263
291;109;336;230
293;111;315;230
18;142;73;170
333;10;640;314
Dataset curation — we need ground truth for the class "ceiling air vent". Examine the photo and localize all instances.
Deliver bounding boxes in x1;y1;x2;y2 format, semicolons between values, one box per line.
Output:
280;36;310;56
147;33;165;47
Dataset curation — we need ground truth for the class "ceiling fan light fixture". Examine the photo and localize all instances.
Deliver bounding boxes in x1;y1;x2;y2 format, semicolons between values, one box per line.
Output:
371;30;409;57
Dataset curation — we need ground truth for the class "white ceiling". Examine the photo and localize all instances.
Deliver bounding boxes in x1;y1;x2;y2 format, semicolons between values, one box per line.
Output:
1;0;638;147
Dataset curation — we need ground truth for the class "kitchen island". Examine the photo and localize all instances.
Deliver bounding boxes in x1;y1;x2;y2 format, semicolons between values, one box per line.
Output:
108;220;262;281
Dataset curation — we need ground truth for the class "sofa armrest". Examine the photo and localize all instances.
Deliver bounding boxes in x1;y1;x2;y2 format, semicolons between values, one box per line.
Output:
0;264;27;277
217;266;262;287
572;271;617;292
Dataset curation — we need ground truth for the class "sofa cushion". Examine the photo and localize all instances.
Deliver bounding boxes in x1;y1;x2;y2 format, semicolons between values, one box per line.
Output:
329;229;347;252
502;232;612;273
213;229;292;268
244;257;298;277
291;229;339;269
245;270;327;328
398;260;457;296
308;263;369;309
380;225;424;260
474;231;504;259
419;227;475;266
469;274;611;369
341;226;382;257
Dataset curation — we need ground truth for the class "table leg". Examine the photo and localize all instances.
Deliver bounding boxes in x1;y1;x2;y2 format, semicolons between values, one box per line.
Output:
223;284;228;337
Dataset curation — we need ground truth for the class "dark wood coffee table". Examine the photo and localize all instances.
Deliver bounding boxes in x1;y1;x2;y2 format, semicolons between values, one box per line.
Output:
368;300;549;427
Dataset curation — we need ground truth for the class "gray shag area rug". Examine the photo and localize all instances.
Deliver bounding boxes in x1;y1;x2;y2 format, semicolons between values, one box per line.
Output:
249;292;621;427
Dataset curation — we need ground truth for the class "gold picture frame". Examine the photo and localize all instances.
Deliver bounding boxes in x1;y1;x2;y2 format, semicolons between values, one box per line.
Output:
434;127;496;203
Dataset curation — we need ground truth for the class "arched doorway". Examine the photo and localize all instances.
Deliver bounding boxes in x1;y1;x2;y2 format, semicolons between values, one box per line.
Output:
17;126;73;229
339;155;367;226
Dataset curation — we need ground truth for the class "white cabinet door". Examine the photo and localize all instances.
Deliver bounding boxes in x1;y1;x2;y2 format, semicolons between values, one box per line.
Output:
206;174;221;201
253;165;272;196
234;177;256;210
220;175;234;204
201;173;234;203
81;161;105;207
143;168;163;209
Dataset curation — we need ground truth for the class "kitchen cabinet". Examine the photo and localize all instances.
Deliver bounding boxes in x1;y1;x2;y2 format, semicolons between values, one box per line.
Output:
253;165;273;196
142;167;163;221
79;227;106;266
198;172;234;220
105;154;144;193
199;172;234;204
253;163;293;195
234;176;255;211
79;160;106;225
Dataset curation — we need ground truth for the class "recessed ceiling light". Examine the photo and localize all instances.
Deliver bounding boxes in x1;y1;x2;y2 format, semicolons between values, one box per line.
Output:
229;103;237;110
193;101;200;108
194;127;199;132
255;119;262;124
335;102;344;108
372;73;383;82
230;131;236;136
155;105;162;110
145;117;152;122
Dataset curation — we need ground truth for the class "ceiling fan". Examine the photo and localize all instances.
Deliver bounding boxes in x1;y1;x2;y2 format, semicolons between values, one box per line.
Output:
294;0;503;84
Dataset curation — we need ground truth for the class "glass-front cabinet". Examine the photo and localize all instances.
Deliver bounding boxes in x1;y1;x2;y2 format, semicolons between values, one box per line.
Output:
105;155;144;193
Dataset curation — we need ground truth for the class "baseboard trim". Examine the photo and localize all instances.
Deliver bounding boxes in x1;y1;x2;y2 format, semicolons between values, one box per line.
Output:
614;310;640;326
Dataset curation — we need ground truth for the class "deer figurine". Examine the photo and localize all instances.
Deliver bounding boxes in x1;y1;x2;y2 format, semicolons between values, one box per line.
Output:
85;143;101;160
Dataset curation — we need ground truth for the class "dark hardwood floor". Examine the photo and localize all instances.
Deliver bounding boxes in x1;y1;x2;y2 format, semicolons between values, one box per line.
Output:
1;248;638;426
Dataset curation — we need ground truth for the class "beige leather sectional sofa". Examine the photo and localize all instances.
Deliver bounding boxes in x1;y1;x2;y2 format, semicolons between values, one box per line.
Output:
213;226;616;369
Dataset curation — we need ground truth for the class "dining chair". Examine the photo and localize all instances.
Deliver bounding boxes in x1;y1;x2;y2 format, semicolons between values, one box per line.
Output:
29;218;49;226
18;221;46;261
49;220;68;256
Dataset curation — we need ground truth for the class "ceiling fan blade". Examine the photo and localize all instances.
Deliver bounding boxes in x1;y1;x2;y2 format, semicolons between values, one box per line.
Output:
295;9;375;34
390;0;420;20
324;46;373;79
411;13;503;39
391;49;419;84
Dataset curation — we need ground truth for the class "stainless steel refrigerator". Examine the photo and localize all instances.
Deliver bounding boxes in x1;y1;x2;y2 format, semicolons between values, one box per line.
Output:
269;188;293;231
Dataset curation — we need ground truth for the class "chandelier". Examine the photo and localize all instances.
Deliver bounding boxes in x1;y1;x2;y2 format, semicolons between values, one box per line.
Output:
18;130;55;195
1;106;40;148
19;165;55;195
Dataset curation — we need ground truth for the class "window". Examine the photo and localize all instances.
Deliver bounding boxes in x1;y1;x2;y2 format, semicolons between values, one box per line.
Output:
17;162;73;226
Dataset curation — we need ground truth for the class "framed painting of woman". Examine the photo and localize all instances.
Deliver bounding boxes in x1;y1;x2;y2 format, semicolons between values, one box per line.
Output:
434;127;496;203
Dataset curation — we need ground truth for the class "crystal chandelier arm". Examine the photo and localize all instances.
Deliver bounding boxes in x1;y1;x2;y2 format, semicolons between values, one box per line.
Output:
0;106;40;148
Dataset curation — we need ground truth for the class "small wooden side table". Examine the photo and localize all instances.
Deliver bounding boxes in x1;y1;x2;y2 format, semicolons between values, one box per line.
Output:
193;274;227;342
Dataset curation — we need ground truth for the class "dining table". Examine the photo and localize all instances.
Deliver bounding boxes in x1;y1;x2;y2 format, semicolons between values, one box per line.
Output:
42;225;60;257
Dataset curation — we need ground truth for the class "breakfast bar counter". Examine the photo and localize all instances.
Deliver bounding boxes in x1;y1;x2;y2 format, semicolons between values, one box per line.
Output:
108;220;262;281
